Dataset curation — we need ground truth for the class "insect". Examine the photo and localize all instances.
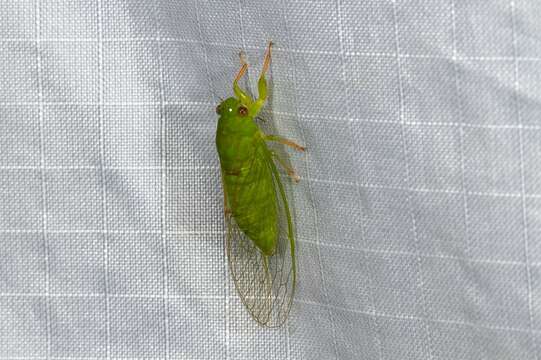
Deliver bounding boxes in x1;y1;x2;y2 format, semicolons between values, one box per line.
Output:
215;42;305;327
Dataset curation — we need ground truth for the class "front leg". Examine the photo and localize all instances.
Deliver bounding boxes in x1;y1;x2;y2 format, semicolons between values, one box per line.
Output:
265;134;306;152
251;42;273;116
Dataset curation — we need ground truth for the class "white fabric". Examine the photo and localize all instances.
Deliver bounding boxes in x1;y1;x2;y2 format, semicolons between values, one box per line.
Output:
1;0;541;359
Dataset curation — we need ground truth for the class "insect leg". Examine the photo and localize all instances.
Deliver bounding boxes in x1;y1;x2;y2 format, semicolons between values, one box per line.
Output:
270;151;301;183
252;42;273;115
239;50;248;67
265;135;306;152
233;52;253;106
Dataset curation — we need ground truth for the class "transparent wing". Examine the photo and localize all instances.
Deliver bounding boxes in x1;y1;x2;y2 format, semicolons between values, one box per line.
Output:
224;152;296;327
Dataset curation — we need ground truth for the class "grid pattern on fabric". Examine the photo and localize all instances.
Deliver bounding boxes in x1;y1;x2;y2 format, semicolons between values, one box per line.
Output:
2;0;541;359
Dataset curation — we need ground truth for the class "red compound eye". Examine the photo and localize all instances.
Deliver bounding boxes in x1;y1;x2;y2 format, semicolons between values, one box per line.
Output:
238;106;248;116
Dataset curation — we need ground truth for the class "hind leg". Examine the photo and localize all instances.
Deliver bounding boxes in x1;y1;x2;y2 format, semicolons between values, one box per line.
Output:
271;151;301;183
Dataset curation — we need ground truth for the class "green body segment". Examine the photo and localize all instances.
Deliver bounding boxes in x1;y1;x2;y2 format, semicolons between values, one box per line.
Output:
216;98;278;256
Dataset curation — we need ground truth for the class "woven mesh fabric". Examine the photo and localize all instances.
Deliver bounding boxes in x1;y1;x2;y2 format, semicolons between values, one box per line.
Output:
2;0;541;359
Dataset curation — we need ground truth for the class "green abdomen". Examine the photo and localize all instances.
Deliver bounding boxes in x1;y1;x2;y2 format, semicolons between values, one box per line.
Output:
223;146;278;256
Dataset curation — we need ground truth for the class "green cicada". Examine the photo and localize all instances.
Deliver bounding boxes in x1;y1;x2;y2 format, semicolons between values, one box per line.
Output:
215;42;305;327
